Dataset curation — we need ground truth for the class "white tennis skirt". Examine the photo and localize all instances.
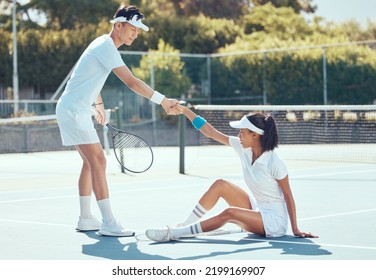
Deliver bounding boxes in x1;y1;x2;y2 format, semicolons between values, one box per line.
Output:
258;201;289;237
56;104;100;146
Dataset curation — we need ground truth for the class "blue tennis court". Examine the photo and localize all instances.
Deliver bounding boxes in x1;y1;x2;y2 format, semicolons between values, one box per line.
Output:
1;145;375;262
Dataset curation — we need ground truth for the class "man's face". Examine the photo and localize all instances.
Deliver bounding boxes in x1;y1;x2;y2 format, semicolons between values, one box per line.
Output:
117;22;140;46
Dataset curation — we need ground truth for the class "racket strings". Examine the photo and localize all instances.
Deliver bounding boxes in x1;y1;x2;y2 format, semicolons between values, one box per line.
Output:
114;133;147;149
113;132;153;172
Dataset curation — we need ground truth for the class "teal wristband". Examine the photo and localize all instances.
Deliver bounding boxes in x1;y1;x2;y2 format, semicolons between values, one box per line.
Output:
192;115;207;130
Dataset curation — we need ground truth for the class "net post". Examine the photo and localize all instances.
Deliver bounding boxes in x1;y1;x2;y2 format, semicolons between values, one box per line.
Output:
178;101;186;174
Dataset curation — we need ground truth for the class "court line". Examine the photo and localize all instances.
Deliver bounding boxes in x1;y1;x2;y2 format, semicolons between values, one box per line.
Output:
1;218;375;251
240;237;376;251
0;182;204;204
292;168;376;179
0;194;76;204
1;164;374;194
299;208;376;221
0;218;72;228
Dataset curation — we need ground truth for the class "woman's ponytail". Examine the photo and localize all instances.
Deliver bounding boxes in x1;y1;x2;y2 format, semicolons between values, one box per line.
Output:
261;115;278;151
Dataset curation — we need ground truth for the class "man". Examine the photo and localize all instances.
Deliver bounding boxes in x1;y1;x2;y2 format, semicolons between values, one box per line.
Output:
56;5;179;237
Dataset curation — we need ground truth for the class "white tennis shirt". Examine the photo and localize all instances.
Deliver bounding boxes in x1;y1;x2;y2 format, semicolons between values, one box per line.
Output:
229;136;288;204
58;34;125;112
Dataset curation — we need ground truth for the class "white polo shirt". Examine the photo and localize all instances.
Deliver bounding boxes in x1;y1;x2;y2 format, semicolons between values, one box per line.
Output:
56;34;125;146
58;34;125;112
229;136;288;204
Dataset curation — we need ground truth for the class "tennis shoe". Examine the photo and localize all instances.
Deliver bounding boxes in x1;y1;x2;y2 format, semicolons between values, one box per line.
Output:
98;219;135;237
145;227;177;242
76;216;102;231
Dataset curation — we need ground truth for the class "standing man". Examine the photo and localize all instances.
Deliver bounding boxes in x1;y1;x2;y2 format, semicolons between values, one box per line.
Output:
56;5;179;236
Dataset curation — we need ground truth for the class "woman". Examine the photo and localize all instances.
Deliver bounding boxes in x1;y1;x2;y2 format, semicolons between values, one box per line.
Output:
145;105;318;242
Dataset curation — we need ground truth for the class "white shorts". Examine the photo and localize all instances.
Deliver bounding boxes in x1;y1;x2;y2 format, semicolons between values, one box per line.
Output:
56;104;100;146
258;201;288;237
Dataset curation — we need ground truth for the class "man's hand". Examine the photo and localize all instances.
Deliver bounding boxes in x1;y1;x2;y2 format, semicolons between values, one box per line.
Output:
94;104;106;125
161;98;180;115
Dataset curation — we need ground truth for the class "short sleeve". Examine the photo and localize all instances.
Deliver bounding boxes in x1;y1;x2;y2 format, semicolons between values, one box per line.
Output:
270;154;288;180
229;136;242;154
94;39;125;71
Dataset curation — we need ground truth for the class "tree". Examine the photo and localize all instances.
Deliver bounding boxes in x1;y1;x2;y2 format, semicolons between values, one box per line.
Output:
146;15;241;53
0;29;12;87
131;39;191;98
169;0;251;18
27;0;119;29
252;0;316;14
242;3;313;39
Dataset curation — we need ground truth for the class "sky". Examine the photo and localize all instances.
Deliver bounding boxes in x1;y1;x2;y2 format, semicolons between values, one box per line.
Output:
311;0;376;27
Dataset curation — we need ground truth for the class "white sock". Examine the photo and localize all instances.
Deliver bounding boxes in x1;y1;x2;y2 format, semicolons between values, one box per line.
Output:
79;196;93;219
97;198;115;223
182;203;207;225
172;222;203;238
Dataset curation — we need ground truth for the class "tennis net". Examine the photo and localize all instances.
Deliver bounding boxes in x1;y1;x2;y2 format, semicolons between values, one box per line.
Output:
194;105;376;163
0;115;65;153
0;113;115;154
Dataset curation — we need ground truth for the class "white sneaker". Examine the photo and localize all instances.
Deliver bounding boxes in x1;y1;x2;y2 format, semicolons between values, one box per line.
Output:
76;216;102;231
145;227;177;242
98;219;135;237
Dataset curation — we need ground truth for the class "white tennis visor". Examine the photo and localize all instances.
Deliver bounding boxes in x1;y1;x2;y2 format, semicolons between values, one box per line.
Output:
229;116;265;135
110;16;149;32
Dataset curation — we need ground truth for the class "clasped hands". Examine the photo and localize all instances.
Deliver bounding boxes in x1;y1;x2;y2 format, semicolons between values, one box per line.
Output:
161;98;184;115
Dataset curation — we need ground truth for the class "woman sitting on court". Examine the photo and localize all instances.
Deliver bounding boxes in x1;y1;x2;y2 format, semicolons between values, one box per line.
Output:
145;105;318;242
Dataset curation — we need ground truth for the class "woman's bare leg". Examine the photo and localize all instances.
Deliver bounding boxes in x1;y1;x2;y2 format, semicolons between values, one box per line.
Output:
200;207;265;235
181;179;252;225
199;179;253;210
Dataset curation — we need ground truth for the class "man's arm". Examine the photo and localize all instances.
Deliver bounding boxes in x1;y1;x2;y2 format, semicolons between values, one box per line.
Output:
112;65;179;113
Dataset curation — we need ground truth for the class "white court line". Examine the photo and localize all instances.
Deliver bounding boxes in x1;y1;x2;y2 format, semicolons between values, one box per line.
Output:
299;208;376;221
0;182;203;204
240;237;376;251
0;218;72;228
291;168;376;179
0;194;76;204
1;163;373;196
1;218;375;251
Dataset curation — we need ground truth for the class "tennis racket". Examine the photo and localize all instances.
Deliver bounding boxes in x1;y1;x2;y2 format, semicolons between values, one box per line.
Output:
106;123;154;173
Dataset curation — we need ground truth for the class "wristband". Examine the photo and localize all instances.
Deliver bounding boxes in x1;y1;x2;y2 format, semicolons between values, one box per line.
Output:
192;115;207;130
150;91;165;105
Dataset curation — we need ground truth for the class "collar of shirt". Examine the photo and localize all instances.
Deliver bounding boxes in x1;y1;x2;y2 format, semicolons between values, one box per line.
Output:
252;150;272;165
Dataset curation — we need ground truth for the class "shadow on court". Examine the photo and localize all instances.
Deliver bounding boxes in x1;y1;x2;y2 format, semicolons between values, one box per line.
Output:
81;232;172;260
81;231;331;260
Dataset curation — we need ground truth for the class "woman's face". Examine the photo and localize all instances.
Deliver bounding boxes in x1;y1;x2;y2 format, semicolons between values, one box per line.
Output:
238;128;258;148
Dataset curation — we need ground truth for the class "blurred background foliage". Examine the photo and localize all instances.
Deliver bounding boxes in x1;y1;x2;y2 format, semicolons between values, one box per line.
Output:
1;0;376;105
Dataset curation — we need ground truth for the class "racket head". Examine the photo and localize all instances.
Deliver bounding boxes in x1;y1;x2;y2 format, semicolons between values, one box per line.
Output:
107;124;154;173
